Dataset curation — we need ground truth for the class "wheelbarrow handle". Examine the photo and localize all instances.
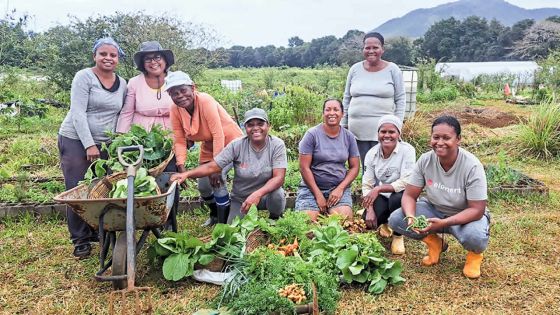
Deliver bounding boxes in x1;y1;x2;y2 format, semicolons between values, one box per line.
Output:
117;145;144;176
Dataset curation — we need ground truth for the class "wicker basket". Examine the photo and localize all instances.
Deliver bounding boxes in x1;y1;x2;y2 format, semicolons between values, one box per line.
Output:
194;228;269;272
245;229;270;254
148;151;175;177
195;235;226;272
88;171;161;199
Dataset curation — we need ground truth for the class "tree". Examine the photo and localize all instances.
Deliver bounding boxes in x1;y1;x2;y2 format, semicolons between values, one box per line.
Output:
420;17;462;61
288;36;304;47
384;37;414;66
0;10;31;67
511;20;560;60
37;12;221;90
336;30;364;65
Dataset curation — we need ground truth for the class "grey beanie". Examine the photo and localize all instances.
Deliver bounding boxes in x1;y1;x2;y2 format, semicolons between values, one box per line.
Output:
377;114;403;135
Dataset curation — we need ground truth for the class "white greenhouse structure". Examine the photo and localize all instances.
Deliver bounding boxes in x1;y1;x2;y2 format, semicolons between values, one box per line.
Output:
435;61;540;85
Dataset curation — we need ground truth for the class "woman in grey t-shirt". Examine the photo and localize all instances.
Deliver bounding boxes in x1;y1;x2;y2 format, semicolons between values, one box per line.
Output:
388;116;490;279
57;38;127;258
295;99;360;221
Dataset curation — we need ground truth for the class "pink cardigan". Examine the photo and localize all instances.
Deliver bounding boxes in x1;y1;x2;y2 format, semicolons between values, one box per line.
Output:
116;73;174;133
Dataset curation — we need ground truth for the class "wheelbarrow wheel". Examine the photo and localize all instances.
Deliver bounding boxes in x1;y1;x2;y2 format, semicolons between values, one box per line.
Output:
112;232;128;290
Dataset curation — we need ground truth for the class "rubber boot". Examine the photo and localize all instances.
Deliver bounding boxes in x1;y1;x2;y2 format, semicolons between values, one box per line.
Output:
379;224;393;238
391;235;405;255
202;202;218;227
421;234;445;266
217;204;230;224
463;251;483;279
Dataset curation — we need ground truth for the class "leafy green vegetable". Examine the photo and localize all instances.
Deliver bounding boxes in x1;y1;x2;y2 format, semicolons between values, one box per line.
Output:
82;124;172;184
109;167;158;198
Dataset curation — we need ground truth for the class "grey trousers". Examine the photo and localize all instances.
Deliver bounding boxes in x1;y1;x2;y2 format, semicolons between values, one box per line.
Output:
388;199;491;253
58;135;107;246
227;188;286;224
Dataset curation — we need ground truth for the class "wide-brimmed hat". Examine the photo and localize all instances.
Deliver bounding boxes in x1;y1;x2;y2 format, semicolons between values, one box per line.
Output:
164;71;194;92
243;108;269;125
133;41;175;71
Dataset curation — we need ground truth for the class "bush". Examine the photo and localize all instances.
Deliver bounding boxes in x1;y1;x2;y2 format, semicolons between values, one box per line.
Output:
519;103;560;160
417;85;459;103
269;85;323;127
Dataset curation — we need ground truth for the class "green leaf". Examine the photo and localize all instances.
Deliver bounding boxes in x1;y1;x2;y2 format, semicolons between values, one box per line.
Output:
368;278;388;295
335;245;358;269
348;263;365;275
198;254;215;266
162;253;189;281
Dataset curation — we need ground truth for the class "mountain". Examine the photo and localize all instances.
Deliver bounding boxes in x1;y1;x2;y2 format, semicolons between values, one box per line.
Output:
374;0;560;38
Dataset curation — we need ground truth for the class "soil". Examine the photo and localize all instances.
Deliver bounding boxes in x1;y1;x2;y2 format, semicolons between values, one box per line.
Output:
434;106;520;129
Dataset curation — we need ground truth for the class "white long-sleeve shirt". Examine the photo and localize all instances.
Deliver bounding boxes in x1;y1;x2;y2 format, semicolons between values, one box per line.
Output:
362;141;416;198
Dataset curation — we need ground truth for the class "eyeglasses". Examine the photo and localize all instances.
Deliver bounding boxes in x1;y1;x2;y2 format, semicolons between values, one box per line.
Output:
143;55;163;63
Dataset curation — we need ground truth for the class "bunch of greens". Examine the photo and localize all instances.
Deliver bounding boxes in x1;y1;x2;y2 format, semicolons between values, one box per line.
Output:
109;168;158;198
405;215;429;231
83;124;172;184
148;231;214;281
267;210;312;242
219;247;340;314
149;207;267;280
307;221;405;295
338;233;405;294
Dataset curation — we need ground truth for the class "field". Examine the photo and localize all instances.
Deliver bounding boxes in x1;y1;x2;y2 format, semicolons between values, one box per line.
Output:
1;67;560;314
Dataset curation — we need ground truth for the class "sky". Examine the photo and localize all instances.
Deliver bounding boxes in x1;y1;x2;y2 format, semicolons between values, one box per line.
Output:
3;0;560;48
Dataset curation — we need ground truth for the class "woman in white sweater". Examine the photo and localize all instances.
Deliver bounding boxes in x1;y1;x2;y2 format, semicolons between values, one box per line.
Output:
361;115;415;255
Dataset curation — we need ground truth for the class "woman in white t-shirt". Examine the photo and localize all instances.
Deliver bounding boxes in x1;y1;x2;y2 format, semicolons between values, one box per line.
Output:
361;115;415;255
388;116;490;279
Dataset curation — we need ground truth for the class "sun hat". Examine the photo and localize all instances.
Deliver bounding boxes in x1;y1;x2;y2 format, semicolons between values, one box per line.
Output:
243;108;269;125
164;71;194;92
133;41;175;71
92;37;125;58
377;114;403;134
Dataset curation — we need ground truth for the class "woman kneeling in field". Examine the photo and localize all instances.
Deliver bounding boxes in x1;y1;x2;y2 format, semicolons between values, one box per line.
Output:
361;114;416;255
388;115;490;279
171;108;287;223
295;99;360;221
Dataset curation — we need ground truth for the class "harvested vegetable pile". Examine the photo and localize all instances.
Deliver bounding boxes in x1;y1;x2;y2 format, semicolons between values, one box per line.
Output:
83;124;172;184
149;209;406;314
109;168;158;198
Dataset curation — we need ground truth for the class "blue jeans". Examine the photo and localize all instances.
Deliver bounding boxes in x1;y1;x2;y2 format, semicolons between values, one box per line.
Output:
388;199;491;253
295;186;352;211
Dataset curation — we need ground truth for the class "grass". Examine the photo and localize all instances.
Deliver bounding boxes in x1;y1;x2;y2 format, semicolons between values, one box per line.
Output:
2;67;560;313
1;193;559;314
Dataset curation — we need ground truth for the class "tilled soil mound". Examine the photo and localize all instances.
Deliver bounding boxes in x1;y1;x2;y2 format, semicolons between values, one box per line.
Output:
434;107;520;128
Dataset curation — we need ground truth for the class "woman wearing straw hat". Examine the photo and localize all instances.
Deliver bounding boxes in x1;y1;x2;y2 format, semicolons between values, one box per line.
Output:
165;71;243;226
58;37;127;258
116;41;175;133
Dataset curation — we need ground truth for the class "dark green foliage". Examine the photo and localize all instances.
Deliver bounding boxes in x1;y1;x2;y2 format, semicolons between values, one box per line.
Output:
83;124;172;183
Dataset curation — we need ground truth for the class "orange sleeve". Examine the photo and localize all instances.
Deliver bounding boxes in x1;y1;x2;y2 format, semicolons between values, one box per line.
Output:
170;106;187;166
199;94;226;157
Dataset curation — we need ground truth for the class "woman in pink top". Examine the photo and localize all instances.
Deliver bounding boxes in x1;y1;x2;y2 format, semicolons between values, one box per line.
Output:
116;41;175;133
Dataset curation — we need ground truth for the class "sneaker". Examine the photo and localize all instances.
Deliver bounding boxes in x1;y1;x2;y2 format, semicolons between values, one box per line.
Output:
201;216;218;227
73;243;92;259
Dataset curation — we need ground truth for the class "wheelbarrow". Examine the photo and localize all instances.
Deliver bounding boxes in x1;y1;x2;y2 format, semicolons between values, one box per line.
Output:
54;145;179;313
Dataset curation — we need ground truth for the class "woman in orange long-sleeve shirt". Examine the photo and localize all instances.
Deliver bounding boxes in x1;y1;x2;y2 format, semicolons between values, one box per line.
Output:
165;71;243;226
